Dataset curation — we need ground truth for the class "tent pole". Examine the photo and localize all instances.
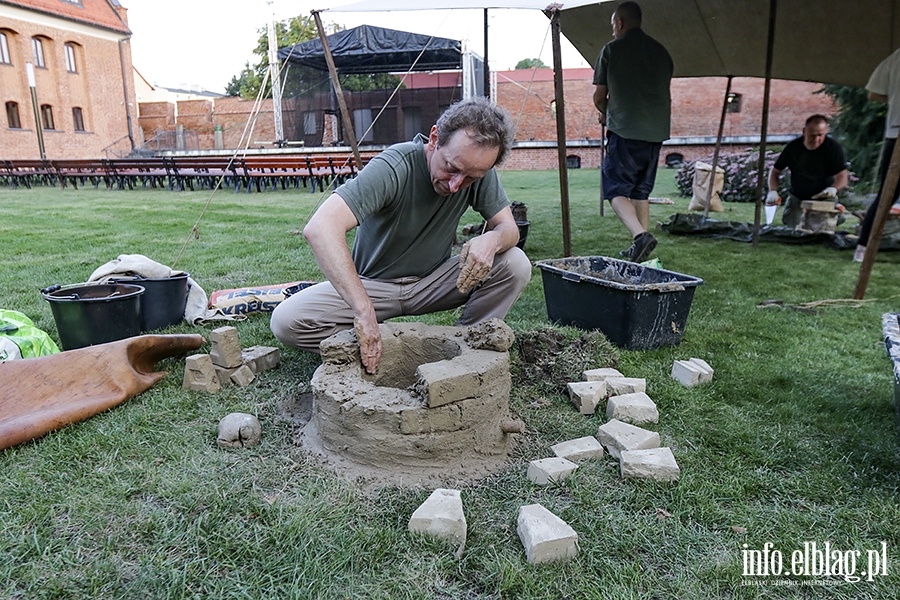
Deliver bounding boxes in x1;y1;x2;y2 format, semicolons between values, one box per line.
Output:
312;10;363;168
853;138;900;299
483;9;490;98
702;76;733;222
267;3;285;145
753;0;778;247
549;8;572;257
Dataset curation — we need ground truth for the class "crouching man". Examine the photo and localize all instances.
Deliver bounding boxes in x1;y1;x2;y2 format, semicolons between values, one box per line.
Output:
271;97;532;374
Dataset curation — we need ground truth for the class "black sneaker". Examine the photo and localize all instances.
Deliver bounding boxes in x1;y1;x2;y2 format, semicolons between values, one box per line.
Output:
620;232;657;263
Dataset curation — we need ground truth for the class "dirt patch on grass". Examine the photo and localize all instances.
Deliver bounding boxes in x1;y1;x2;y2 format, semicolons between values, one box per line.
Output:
511;325;619;392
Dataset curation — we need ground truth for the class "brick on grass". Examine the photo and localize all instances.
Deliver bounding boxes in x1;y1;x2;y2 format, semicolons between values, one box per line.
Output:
671;358;713;387
183;354;221;393
517;503;579;564
620;447;680;482
606;376;646;396
566;381;607;415
230;364;256;387
596;419;660;459
209;326;242;368
606;392;659;425
241;345;281;374
551;436;605;462
582;367;623;382
527;457;578;485
408;488;467;548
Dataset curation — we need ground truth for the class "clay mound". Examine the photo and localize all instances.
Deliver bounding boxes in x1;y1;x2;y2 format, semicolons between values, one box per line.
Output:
297;321;522;489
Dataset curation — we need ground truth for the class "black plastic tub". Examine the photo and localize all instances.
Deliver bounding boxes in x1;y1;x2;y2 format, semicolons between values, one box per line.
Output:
535;256;704;350
41;282;144;350
113;273;189;331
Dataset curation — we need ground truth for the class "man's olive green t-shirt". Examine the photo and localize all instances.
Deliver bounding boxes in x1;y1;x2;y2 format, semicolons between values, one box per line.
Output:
335;134;509;279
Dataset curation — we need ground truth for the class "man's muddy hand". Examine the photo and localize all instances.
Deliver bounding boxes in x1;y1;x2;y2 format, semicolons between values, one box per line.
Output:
456;240;492;294
354;314;382;374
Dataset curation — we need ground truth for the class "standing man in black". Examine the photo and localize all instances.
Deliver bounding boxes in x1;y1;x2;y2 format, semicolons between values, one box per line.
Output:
593;1;673;263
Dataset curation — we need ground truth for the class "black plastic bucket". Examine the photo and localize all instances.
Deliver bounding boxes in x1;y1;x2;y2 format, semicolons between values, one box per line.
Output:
113;274;190;331
41;282;144;350
516;220;531;251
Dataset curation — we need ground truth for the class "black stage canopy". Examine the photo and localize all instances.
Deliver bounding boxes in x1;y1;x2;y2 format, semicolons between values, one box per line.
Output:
278;24;463;74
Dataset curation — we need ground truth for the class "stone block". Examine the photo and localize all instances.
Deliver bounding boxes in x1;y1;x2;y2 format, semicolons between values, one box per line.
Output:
417;349;509;408
606;392;659;425
230;364;256;387
517;503;579;564
408;488;467;548
183;354;221;393
566;381;607;415
527;457;578;485
582;367;623;382
606;377;646;396
209;326;242;368
214;364;240;386
551;436;604;462
671;358;713;387
688;358;714;383
620;447;680;482
596;419;660;459
242;345;281;374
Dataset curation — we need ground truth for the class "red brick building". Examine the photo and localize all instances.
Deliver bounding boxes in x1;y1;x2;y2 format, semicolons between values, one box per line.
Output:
135;67;835;171
0;0;137;160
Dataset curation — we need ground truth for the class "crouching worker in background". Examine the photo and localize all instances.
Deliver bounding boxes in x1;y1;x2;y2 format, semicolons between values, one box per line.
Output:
271;96;532;374
767;114;849;228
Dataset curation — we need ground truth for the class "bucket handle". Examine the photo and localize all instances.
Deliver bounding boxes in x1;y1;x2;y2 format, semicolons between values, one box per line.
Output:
40;284;80;300
562;272;582;283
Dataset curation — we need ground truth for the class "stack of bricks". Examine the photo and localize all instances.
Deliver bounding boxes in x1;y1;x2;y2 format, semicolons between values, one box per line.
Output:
183;326;281;393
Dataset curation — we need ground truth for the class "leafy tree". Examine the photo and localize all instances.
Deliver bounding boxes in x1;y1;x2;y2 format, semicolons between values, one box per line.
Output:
226;15;401;100
820;84;887;191
514;58;548;70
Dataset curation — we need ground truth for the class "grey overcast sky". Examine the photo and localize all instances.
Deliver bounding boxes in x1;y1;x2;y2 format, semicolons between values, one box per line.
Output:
124;0;592;93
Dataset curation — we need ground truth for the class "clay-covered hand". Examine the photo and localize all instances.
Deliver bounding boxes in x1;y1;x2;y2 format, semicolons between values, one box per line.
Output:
456;240;493;295
765;190;781;206
354;313;382;374
811;186;838;200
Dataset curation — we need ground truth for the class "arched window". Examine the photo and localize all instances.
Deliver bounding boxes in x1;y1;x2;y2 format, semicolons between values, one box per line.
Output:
72;107;85;131
0;32;10;65
32;37;45;68
6;101;21;128
64;43;77;73
40;104;54;130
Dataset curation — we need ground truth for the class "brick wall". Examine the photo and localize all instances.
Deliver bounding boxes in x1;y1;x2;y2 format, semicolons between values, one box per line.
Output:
137;69;836;170
0;13;136;159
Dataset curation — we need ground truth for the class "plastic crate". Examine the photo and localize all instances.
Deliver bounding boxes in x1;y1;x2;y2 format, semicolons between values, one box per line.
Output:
536;256;703;350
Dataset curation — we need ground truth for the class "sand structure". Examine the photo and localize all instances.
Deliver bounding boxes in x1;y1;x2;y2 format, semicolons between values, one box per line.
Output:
302;320;523;484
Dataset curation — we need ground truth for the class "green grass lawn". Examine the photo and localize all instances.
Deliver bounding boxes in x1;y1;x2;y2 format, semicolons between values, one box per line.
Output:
1;170;898;599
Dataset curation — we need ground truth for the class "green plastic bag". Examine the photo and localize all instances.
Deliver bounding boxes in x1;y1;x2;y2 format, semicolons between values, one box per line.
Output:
0;309;60;362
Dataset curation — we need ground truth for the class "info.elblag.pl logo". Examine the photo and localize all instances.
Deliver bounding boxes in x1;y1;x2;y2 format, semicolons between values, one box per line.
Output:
742;541;889;584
